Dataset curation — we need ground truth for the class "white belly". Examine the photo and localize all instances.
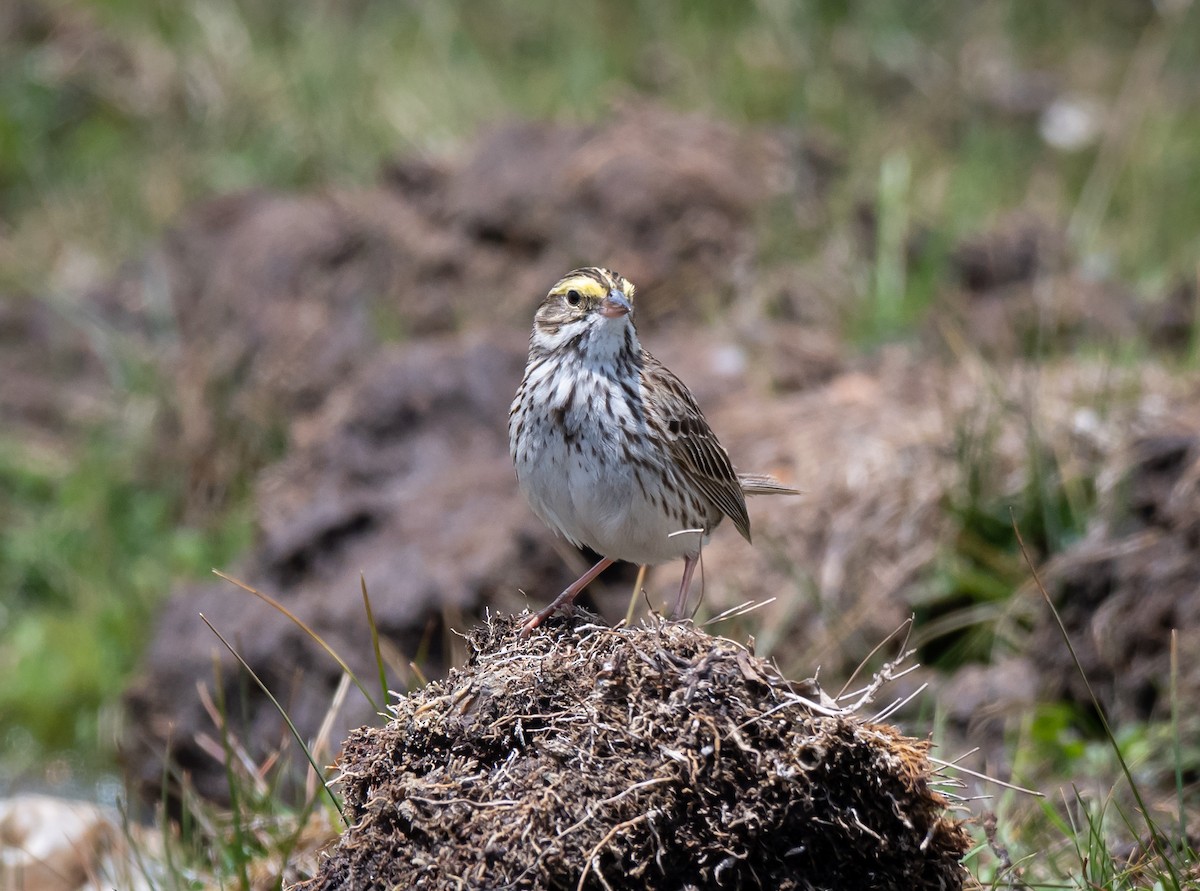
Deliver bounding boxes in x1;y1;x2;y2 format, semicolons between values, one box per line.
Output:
519;442;702;565
510;362;708;566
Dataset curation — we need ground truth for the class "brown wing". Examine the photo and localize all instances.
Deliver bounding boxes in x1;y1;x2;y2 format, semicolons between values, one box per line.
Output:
641;352;752;542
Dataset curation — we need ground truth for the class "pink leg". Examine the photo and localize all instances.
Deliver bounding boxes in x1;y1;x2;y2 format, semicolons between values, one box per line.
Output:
669;554;700;619
520;557;616;636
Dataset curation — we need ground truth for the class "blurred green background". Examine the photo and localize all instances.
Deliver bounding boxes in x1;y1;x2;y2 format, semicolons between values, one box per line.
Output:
4;0;1198;297
1;0;1198;883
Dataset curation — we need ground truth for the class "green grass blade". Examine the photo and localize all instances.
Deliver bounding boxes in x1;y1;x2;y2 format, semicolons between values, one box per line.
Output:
360;573;390;708
1013;515;1183;889
209;654;254;890
200;613;347;826
214;569;379;713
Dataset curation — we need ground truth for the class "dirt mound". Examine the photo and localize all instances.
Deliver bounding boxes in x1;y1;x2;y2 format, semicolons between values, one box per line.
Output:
932;213;1192;359
98;188;402;512
681;352;1200;708
422;102;800;322
950;213;1066;294
1037;430;1200;723
301;614;970;891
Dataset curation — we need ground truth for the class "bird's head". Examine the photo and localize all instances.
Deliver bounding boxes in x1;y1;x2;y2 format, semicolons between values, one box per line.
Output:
532;268;637;351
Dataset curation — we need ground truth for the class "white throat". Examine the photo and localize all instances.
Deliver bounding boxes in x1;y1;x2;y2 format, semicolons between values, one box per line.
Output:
535;314;639;371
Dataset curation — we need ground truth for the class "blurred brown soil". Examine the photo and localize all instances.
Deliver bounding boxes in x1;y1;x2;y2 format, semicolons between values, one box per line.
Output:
1036;429;1200;724
917;211;1195;358
0;297;113;456
298;614;970;891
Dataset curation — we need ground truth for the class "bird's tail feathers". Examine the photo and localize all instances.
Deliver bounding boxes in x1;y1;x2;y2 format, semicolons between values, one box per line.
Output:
737;473;801;496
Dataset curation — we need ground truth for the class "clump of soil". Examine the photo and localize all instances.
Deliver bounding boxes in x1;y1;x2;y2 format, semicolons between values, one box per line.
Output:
1036;431;1200;723
302;614;970;891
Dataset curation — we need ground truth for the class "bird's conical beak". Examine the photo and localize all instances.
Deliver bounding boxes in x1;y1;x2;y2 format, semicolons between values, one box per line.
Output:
599;290;632;319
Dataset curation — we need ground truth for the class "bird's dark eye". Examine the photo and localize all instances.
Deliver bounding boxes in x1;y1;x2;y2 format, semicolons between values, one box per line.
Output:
565;289;583;307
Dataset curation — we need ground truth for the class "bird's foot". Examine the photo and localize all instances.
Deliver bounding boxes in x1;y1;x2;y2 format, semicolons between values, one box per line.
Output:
518;556;616;638
518;604;558;638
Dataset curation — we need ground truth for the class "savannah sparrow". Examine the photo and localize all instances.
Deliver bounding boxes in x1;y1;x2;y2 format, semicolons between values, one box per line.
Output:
509;267;797;634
